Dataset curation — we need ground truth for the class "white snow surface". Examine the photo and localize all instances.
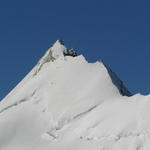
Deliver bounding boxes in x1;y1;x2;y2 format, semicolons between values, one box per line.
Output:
0;41;150;150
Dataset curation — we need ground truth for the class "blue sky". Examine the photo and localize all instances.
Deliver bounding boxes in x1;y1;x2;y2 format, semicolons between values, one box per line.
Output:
0;0;150;100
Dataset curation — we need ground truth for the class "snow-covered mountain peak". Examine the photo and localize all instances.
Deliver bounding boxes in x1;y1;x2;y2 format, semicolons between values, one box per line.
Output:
40;39;67;61
33;40;78;76
33;40;68;75
1;40;149;150
50;40;67;58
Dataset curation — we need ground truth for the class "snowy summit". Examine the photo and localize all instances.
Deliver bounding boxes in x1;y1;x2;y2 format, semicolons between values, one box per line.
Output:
0;40;150;150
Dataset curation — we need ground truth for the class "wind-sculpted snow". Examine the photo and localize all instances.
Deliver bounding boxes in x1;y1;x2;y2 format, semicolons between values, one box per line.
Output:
0;40;149;150
0;90;36;114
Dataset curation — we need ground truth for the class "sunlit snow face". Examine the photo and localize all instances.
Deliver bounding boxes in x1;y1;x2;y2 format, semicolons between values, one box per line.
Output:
50;40;67;59
0;40;145;150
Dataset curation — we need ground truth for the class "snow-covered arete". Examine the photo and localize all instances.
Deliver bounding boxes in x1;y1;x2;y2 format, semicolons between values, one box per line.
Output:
0;40;150;150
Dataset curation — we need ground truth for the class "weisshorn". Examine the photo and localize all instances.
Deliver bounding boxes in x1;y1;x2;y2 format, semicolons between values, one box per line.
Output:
0;40;149;150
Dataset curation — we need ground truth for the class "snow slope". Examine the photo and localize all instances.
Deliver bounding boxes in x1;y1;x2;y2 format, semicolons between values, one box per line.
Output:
0;40;150;150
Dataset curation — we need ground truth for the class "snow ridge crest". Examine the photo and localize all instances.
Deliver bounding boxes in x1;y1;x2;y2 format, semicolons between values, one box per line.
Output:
33;40;77;76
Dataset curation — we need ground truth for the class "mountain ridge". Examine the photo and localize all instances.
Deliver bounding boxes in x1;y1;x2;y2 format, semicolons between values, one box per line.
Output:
0;40;149;150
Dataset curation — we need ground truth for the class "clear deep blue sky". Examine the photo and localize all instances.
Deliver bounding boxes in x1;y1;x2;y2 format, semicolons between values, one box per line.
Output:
0;0;150;100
